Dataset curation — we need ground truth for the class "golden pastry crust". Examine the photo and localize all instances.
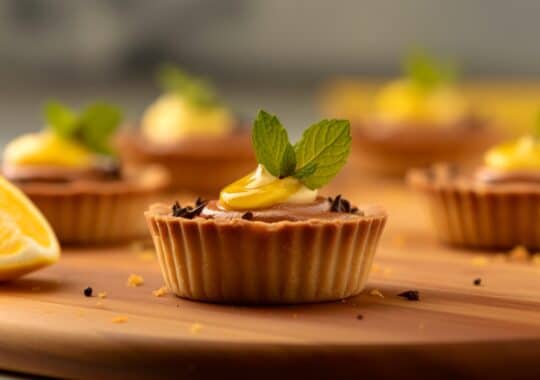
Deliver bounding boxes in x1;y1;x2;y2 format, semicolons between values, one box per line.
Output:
117;129;255;195
408;165;540;250
13;166;169;244
145;202;387;304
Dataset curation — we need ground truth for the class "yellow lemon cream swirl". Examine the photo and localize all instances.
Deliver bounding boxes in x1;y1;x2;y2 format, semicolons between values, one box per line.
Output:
374;79;468;125
3;132;93;168
219;165;318;210
141;93;234;144
484;136;540;171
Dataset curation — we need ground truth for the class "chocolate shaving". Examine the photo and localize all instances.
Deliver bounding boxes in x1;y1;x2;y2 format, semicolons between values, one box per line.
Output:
172;198;208;219
473;278;482;286
397;290;419;301
328;195;363;215
242;212;254;220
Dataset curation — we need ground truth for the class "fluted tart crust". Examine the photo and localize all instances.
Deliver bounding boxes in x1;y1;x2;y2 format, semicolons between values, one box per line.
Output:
145;200;387;304
408;165;540;250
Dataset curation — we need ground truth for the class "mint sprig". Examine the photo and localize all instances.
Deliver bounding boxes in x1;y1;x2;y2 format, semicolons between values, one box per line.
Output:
404;51;457;90
252;110;296;178
157;64;219;108
44;100;122;155
251;110;351;189
293;119;352;189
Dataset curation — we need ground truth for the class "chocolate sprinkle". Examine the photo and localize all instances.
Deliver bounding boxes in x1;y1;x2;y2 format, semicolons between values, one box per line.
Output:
172;198;208;219
84;287;93;297
242;212;254;220
473;278;482;286
397;290;419;301
328;195;363;215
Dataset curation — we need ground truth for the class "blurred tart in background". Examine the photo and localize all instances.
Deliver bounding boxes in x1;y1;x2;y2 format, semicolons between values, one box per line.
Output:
118;65;255;197
408;120;540;250
145;110;387;304
2;100;168;245
322;52;501;176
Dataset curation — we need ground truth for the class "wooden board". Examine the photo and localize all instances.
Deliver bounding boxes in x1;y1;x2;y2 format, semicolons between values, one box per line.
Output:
0;177;539;380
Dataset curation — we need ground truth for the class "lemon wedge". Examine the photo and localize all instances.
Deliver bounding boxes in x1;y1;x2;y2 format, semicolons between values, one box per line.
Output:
141;93;234;143
484;136;540;170
0;176;60;280
219;165;317;210
374;79;467;125
3;132;93;168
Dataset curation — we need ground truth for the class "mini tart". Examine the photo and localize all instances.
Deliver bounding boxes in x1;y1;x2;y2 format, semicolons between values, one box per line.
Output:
117;128;255;196
145;199;387;304
352;117;501;176
7;165;169;245
407;164;540;250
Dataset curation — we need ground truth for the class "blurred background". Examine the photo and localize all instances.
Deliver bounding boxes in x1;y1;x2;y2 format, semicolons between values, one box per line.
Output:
1;0;540;143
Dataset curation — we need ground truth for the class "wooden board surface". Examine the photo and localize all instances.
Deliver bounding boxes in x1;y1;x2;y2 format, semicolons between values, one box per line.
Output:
0;176;539;380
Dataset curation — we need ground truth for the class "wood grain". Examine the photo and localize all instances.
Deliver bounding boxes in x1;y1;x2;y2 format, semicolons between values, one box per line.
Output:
0;176;539;379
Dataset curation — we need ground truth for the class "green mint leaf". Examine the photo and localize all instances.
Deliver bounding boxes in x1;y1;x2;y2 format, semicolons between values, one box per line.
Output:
157;64;218;107
404;51;457;90
252;110;296;178
293;119;351;190
280;144;297;178
44;100;79;138
293;162;317;180
79;102;122;155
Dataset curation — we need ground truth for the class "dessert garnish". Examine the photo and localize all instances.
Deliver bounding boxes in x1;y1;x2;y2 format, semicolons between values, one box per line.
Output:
404;51;456;92
171;198;207;219
328;195;361;214
3;100;122;177
397;290;420;301
241;211;254;220
142;64;234;143
157;64;219;108
475;118;540;183
84;287;93;297
374;50;467;125
219;110;351;210
473;278;482;286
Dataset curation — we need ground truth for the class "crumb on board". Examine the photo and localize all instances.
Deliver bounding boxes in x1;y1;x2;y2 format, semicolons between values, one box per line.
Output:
397;290;420;301
369;289;384;298
473;278;482;286
152;286;168;297
95;301;104;308
356;314;364;320
98;291;107;299
533;255;540;266
127;274;144;287
112;315;129;324
190;323;203;334
471;256;489;267
507;245;530;262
